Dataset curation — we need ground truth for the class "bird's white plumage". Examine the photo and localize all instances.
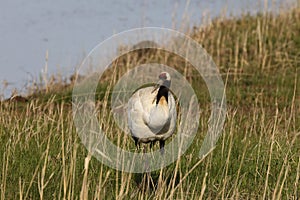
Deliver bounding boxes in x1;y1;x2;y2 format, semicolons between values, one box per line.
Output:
127;74;176;145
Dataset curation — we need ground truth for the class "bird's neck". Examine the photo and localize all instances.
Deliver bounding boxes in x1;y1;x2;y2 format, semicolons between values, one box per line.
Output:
156;86;169;105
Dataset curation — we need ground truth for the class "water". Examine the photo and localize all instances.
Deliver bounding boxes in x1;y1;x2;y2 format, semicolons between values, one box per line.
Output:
0;0;296;98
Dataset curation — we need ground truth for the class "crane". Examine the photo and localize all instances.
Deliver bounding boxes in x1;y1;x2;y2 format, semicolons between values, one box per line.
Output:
127;72;176;155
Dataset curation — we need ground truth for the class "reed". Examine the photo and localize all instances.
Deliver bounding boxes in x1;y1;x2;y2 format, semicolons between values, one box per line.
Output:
0;6;299;200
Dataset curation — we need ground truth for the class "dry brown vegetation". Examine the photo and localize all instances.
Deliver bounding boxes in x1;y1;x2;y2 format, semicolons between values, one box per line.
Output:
0;6;299;200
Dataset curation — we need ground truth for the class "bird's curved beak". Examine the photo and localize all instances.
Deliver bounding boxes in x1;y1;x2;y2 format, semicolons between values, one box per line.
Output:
151;79;164;93
157;79;164;86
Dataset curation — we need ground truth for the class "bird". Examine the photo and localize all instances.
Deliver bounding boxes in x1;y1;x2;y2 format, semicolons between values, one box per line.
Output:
127;72;176;155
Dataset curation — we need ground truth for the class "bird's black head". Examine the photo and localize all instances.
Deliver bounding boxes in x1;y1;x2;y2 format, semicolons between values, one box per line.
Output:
157;72;171;88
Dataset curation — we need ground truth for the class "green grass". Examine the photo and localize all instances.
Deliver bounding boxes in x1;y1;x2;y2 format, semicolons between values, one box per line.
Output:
1;7;300;200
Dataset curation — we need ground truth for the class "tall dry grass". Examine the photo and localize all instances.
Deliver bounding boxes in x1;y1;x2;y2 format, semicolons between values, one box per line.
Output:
0;6;299;200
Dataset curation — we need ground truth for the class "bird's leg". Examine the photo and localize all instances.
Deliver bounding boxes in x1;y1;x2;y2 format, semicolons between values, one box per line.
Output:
150;141;155;149
159;140;165;155
143;145;151;173
133;136;140;150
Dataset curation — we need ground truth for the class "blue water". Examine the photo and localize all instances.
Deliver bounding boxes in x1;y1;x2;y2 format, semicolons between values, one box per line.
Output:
0;0;296;98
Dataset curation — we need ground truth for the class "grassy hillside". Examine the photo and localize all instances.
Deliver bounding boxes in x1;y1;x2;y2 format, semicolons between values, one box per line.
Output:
0;8;299;199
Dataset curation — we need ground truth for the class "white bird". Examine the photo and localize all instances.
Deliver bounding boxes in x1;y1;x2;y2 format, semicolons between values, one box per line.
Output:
127;72;176;154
